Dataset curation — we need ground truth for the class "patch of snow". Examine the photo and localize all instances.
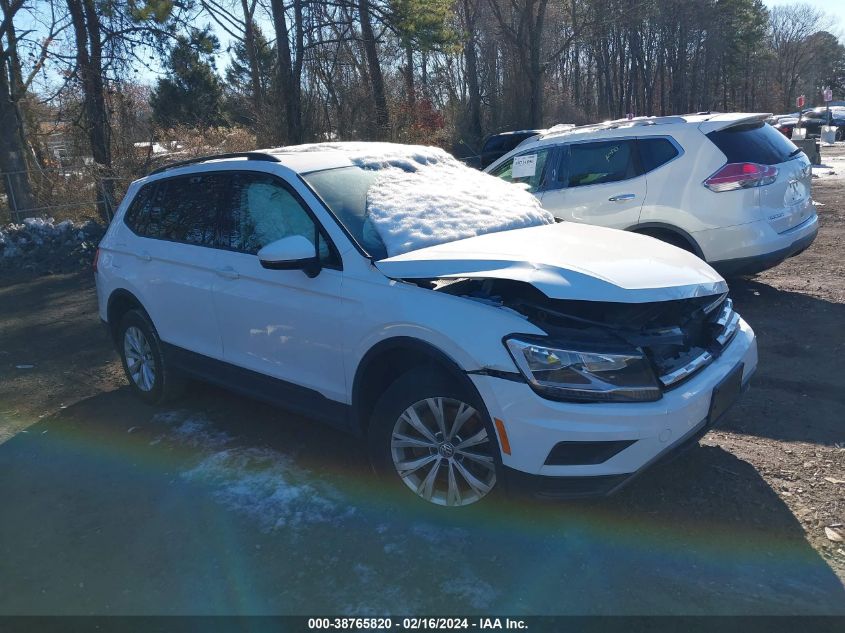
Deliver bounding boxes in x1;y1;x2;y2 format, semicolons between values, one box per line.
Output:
411;523;469;545
183;447;348;532
151;410;350;532
353;563;376;584
150;410;230;448
283;142;554;257
0;216;103;272
812;144;845;182
440;574;497;609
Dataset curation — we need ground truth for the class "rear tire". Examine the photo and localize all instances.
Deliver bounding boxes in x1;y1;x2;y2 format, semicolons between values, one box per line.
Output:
117;309;185;404
368;368;502;508
636;228;697;255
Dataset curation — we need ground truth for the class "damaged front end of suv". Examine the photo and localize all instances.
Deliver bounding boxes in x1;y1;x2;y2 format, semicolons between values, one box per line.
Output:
432;277;740;404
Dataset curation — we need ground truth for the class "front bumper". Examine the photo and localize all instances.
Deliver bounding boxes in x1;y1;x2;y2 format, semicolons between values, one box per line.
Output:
469;318;757;497
702;214;819;277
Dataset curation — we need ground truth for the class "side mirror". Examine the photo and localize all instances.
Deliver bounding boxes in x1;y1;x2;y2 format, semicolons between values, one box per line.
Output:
257;235;321;278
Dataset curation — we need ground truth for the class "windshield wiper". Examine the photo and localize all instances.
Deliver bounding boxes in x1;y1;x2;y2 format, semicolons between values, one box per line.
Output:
788;148;803;158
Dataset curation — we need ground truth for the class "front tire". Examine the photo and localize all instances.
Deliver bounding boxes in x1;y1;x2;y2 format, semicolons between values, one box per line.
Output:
117;309;185;404
368;368;501;507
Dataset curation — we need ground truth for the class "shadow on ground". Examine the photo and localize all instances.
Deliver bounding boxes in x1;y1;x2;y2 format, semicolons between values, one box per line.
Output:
725;279;845;445
0;383;842;615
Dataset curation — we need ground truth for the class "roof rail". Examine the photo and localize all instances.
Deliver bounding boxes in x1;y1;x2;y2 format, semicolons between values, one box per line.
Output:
542;115;688;139
148;151;281;176
625;116;687;126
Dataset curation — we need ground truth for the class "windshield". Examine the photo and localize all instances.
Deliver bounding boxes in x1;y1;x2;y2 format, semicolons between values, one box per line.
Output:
301;146;554;260
302;166;388;260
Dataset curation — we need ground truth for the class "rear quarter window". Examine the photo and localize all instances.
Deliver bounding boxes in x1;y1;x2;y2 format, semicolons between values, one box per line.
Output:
123;183;156;237
638;138;679;172
707;122;798;165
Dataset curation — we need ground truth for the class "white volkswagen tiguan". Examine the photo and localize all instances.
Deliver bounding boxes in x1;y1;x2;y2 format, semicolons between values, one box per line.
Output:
485;113;818;277
96;143;757;507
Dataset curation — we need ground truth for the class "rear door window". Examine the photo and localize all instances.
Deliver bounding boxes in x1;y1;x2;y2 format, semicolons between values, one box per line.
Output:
706;122;797;165
566;140;638;187
131;173;226;246
637;138;680;173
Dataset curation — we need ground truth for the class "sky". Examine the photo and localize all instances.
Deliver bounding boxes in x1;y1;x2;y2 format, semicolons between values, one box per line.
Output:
18;0;845;93
763;0;845;35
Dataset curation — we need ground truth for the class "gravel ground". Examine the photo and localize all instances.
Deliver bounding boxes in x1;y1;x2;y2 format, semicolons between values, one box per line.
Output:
0;147;843;614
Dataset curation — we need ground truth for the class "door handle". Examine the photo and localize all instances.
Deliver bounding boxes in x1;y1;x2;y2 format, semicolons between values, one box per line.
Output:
608;193;636;202
215;266;240;280
136;251;151;262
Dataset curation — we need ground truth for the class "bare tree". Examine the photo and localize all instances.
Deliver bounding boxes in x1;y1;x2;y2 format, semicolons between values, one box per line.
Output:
0;0;60;219
357;0;389;138
769;4;828;110
269;0;305;144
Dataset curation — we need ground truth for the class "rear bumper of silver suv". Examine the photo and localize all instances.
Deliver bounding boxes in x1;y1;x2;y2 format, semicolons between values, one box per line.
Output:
709;214;818;277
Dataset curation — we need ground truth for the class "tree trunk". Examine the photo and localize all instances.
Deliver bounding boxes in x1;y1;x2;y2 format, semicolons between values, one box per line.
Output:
526;0;548;128
67;0;113;221
0;70;35;221
240;0;266;143
270;0;303;144
405;44;416;112
0;0;36;221
462;0;483;145
358;0;389;138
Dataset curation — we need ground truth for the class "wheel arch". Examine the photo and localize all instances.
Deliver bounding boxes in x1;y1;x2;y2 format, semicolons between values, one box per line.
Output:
631;222;705;259
106;288;150;344
351;337;488;437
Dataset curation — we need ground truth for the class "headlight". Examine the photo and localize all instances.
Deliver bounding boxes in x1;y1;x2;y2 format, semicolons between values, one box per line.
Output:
505;337;662;403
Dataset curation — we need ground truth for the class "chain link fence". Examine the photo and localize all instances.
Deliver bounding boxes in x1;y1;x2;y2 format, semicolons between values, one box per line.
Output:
1;167;129;225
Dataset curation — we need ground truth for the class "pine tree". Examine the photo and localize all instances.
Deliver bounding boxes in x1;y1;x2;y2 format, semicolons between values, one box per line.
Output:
151;31;225;128
224;26;276;130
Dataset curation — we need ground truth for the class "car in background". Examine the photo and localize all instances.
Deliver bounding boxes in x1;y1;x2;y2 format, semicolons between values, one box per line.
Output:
485;113;818;277
769;115;800;138
801;107;845;140
95;143;757;508
770;108;845;140
479;130;544;168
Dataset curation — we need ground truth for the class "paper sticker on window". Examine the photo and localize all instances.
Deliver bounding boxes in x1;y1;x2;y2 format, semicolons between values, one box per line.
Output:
512;154;537;178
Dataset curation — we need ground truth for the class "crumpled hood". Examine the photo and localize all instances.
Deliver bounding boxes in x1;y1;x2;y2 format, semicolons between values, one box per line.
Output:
375;222;727;303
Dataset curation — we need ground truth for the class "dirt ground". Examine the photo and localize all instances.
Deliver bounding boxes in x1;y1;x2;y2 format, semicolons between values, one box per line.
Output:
0;147;843;614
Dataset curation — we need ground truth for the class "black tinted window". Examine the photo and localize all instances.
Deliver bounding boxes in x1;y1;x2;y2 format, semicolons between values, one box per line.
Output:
136;174;225;245
567;140;638;187
220;172;333;263
503;134;535;152
707;122;797;165
483;132;538;154
482;136;506;153
638;138;679;173
123;183;156;236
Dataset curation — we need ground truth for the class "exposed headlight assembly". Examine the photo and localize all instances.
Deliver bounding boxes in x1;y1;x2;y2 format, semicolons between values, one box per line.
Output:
505;337;662;403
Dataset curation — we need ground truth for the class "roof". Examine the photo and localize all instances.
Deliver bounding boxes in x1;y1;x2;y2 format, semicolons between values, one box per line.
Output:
534;112;772;145
144;142;472;179
489;129;544;136
262;146;355;173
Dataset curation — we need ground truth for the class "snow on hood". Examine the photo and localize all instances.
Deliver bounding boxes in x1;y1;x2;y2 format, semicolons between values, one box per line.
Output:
376;222;728;303
282;142;555;256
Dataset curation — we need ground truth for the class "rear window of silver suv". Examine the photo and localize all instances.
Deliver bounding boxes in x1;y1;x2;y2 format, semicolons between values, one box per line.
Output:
706;122;799;165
